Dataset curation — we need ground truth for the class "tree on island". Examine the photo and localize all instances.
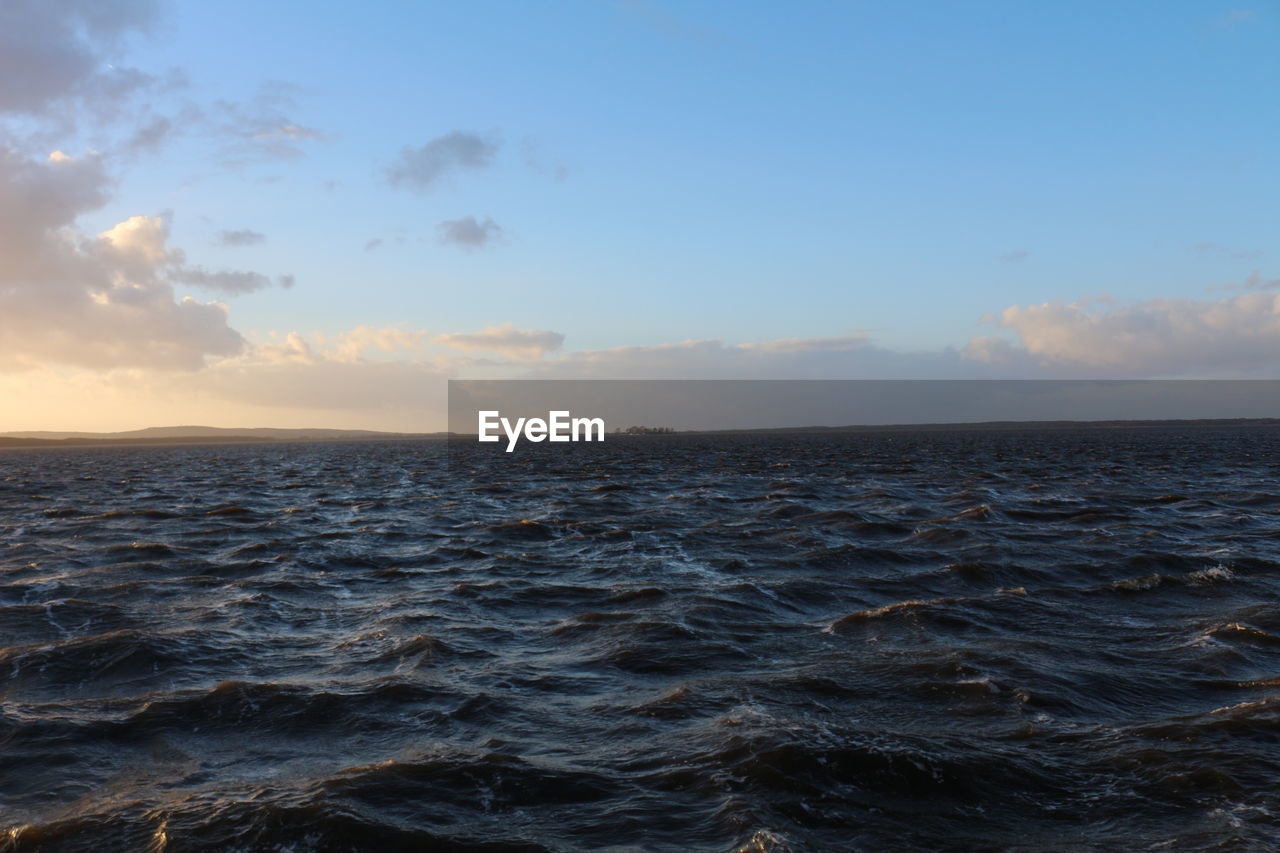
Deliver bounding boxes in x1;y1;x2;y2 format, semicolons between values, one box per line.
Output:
619;425;675;435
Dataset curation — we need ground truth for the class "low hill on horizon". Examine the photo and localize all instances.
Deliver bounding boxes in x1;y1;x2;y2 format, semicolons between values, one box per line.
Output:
2;425;432;440
0;426;445;448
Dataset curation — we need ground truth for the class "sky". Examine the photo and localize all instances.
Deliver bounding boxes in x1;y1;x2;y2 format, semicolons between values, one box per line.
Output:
0;0;1277;431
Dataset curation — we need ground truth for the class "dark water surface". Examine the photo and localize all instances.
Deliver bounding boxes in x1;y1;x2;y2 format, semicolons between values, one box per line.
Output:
2;429;1279;851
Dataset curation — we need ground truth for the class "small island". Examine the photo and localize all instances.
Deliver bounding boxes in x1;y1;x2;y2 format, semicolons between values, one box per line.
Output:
613;425;676;435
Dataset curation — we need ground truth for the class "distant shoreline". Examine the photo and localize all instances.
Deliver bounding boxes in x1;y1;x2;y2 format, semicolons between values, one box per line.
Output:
682;417;1280;435
2;417;1277;451
0;434;448;449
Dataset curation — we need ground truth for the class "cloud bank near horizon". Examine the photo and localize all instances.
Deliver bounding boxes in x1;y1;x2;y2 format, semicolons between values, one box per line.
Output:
0;1;1276;430
7;291;1280;431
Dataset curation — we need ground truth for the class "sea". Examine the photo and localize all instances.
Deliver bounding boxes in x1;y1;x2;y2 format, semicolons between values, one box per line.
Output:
2;427;1278;851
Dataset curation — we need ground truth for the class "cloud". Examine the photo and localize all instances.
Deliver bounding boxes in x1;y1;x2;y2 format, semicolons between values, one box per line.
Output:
0;0;162;119
363;234;409;252
0;4;318;169
740;334;872;354
0;1;192;159
162;326;449;414
1209;270;1280;294
1194;241;1262;261
316;325;428;362
0;325;449;429
211;82;323;164
1000;250;1029;263
437;216;503;249
125;114;173;152
90;214;290;296
50;324;463;425
149;328;913;419
525;334;993;380
216;228;265;247
0;149;111;259
0;148;303;370
1243;271;1280;290
981;291;1280;376
434;323;564;361
197;354;449;412
387;131;500;192
0;5;302;376
11;300;1280;432
171;267;275;295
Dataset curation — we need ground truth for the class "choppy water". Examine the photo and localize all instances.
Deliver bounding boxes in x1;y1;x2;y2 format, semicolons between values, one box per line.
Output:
2;428;1279;851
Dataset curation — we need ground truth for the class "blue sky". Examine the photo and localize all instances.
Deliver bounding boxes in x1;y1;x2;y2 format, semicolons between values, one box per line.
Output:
126;0;1278;347
1;1;1277;429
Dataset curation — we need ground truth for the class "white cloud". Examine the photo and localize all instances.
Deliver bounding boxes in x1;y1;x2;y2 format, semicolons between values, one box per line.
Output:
90;214;291;296
0;149;297;370
187;334;450;411
434;322;564;361
319;325;429;362
740;334;872;354
525;334;988;379
984;291;1280;376
99;213;170;265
